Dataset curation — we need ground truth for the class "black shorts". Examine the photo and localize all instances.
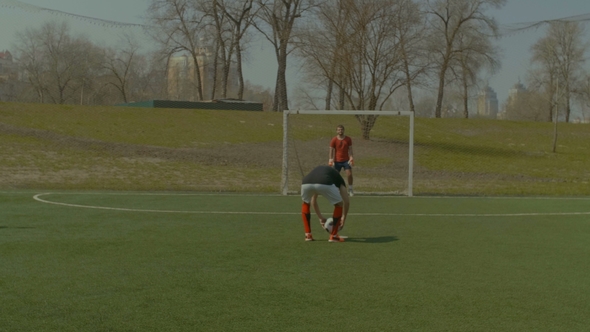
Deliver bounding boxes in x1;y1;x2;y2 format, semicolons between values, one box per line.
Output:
334;161;352;172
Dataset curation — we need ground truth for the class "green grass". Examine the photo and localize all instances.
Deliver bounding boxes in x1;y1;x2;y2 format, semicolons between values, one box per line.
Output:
409;118;590;195
2;191;590;331
0;102;284;147
2;102;590;195
3;103;590;330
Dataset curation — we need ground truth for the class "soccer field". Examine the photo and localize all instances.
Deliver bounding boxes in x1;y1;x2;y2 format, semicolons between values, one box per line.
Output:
2;191;590;331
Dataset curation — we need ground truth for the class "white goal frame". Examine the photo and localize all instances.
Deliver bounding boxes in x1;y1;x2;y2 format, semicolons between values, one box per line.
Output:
281;110;414;196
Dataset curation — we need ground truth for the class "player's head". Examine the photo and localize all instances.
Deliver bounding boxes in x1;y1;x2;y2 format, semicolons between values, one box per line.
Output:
336;125;345;135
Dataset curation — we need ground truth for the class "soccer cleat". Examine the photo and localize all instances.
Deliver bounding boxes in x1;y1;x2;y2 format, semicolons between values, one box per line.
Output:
305;233;314;241
329;235;345;243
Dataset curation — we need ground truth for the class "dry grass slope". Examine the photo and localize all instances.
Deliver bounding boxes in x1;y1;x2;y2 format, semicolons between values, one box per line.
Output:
1;102;590;195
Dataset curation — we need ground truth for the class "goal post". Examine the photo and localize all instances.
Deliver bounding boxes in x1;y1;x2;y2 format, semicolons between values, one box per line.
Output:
281;110;414;196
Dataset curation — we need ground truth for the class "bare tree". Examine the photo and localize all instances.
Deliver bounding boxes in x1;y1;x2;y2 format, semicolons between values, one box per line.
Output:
450;25;500;118
254;0;316;112
14;27;47;102
504;89;547;122
574;75;590;122
425;0;505;118
242;80;274;110
101;36;143;104
215;0;256;100
396;0;429;114
531;21;588;123
527;64;558;123
14;21;99;104
294;0;352;111
414;93;437;118
204;0;233;99
137;50;170;101
297;0;409;139
148;0;208;101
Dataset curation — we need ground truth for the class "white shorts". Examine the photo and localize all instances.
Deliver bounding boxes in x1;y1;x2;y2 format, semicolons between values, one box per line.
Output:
301;184;342;205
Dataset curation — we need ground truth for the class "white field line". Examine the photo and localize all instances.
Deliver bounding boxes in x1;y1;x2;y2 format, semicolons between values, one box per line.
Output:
33;193;293;215
9;190;590;199
31;193;590;217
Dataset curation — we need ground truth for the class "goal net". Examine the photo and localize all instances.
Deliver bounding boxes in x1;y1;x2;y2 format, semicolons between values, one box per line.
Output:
281;110;414;196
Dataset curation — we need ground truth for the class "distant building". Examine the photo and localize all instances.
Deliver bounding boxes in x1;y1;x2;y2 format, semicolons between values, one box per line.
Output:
508;81;527;107
502;81;531;121
477;86;499;118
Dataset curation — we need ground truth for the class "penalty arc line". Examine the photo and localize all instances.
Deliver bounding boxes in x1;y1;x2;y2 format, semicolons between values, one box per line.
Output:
33;193;295;215
32;193;590;217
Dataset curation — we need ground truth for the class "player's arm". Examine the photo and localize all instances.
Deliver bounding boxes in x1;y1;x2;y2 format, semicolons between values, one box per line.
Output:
329;146;335;166
311;194;326;225
338;184;350;229
348;145;354;165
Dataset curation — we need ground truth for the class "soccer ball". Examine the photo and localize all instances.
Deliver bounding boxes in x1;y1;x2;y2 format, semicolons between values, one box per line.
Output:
324;217;334;233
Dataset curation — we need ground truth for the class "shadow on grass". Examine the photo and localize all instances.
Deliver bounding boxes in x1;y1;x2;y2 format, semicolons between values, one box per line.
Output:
345;236;398;243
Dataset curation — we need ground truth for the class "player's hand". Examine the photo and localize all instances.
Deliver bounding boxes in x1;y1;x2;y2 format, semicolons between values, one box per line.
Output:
328;159;334;166
348;157;354;166
319;218;327;228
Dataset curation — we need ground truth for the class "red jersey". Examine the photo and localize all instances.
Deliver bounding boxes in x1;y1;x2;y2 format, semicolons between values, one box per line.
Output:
330;136;352;162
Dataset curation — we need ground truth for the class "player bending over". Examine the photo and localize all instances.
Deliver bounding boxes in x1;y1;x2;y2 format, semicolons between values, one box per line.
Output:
301;165;350;242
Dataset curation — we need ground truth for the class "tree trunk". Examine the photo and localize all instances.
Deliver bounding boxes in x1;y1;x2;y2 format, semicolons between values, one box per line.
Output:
325;79;333;110
236;42;245;100
547;79;554;122
211;41;220;100
191;54;204;101
565;83;571;122
274;45;289;111
435;60;449;118
338;85;345;110
400;41;416;113
356;114;378;140
462;78;469;119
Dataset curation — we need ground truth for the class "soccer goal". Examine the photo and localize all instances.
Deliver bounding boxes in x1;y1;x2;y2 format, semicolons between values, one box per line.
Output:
281;110;414;196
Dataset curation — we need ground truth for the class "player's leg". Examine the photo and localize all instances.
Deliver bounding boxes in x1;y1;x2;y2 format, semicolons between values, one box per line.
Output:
300;184;315;241
301;202;314;241
328;203;345;242
344;164;354;196
332;205;343;226
321;184;345;242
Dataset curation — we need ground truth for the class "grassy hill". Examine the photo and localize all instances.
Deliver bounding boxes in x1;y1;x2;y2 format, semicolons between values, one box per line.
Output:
1;101;589;195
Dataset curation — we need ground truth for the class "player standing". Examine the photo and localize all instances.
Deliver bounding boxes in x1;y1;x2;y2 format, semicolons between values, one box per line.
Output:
329;124;354;196
300;165;350;242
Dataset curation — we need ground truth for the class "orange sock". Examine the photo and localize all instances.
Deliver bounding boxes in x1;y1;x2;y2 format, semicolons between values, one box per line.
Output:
330;220;341;236
331;206;343;235
301;202;311;234
332;206;342;223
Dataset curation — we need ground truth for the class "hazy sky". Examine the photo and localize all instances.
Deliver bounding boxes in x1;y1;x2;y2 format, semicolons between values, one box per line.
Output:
0;0;589;109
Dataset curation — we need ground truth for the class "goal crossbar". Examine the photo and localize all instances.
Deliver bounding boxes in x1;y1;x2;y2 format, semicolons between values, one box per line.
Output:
281;110;414;196
284;110;414;116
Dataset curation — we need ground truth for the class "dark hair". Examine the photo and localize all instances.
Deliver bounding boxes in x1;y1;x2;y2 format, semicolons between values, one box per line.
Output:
337;125;345;130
